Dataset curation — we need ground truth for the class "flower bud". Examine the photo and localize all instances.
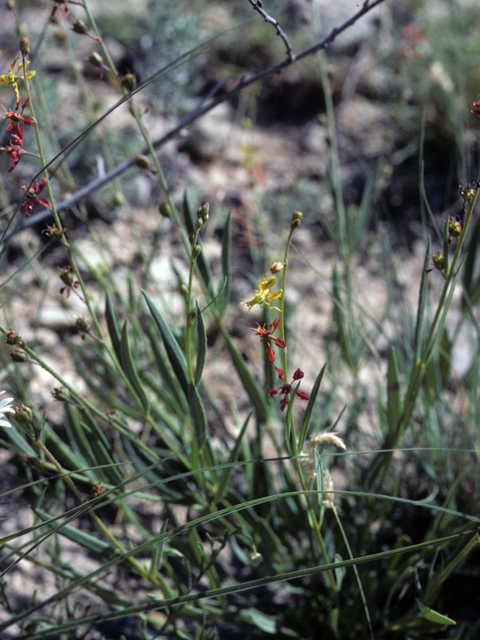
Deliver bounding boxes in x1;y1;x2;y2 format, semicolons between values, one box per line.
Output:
19;37;30;55
195;218;203;232
122;73;137;92
6;330;26;347
20;454;43;471
249;551;263;567
180;284;188;299
72;18;88;35
189;308;197;324
291;210;303;229
10;347;28;363
448;216;462;238
159;203;171;218
134;154;150;170
53;27;67;42
15;404;33;426
270;262;284;274
75;317;90;333
88;51;103;67
432;251;445;271
459;181;479;203
88;482;105;499
59;267;74;286
192;244;202;260
196;203;209;221
52;387;69;401
44;223;65;241
188;232;196;246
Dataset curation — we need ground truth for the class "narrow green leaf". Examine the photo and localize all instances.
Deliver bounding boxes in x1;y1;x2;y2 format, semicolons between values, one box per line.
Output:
332;265;354;370
194;302;207;386
143;291;189;397
150;521;168;579
414;238;431;362
63;404;97;481
238;609;277;634
416;599;456;625
298;363;327;452
424;328;452;406
120;321;150;413
188;382;208;449
78;409;124;485
145;323;189;415
105;292;122;365
3;424;37;457
219;211;232;316
334;553;346;590
386;347;401;433
221;328;269;424
183;189;195;232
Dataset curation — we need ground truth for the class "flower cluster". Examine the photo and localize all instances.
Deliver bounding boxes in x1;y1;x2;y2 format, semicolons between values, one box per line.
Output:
1;50;52;215
21;178;51;216
252;316;286;363
1;57;35;102
241;273;282;313
268;367;310;412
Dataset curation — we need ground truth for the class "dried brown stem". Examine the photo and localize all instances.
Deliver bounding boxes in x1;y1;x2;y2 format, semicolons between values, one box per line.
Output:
247;0;295;62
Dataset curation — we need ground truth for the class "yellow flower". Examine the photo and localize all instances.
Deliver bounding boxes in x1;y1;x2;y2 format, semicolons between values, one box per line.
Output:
241;273;282;312
1;57;36;102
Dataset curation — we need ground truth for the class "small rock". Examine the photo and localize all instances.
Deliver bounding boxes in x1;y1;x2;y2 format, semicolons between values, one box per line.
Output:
299;121;329;154
178;103;232;162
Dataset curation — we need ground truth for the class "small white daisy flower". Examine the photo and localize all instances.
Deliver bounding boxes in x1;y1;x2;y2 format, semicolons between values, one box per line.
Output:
0;391;15;428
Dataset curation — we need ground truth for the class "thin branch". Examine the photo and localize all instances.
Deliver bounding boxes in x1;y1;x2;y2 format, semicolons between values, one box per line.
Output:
5;0;387;239
247;0;295;62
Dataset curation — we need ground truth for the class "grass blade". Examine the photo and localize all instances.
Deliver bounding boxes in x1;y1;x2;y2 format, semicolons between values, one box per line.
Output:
299;363;327;452
386;346;401;434
143;291;189;397
120;322;150;414
194;302;207;386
